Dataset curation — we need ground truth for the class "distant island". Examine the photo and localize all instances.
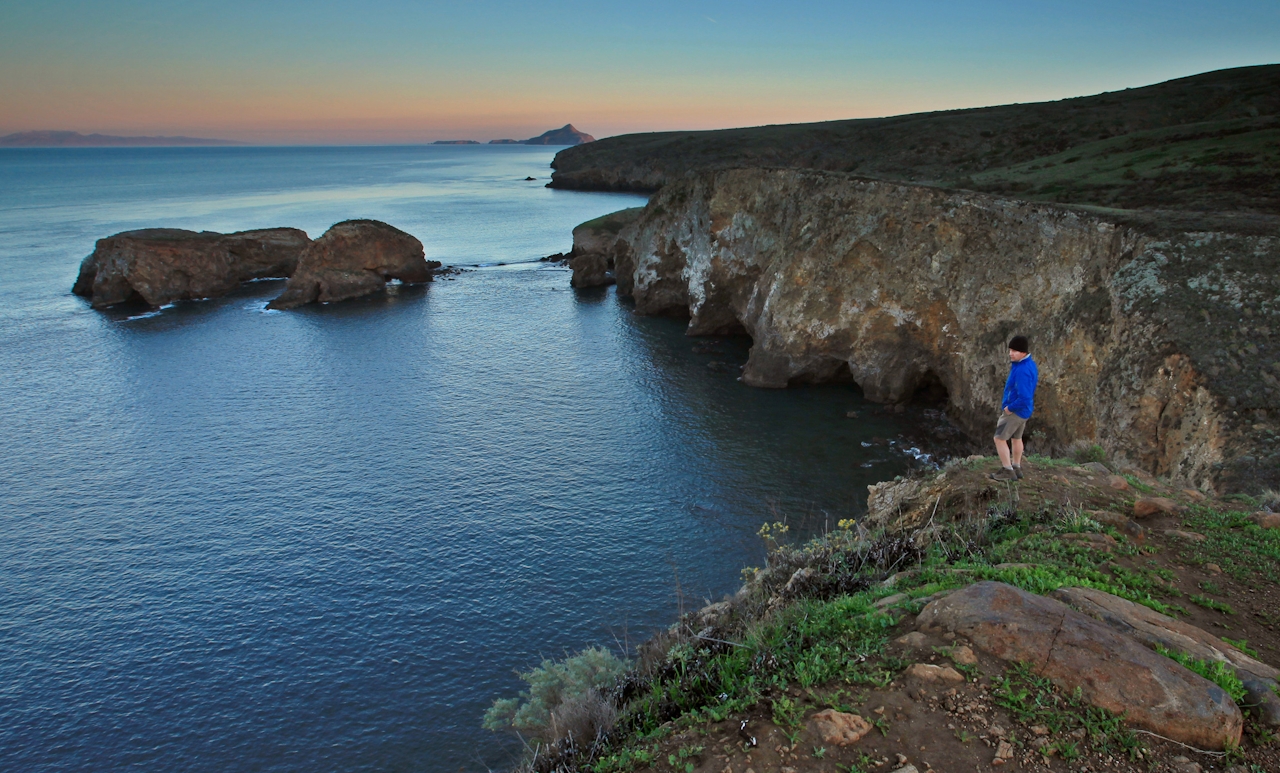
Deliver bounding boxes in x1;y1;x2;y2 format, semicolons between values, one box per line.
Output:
0;131;243;147
435;124;597;147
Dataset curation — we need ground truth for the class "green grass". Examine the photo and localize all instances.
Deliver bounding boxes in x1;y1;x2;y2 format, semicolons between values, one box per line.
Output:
1122;474;1155;494
1155;646;1247;703
991;662;1143;760
1190;594;1236;615
966;118;1280;213
574;207;645;235
1070;444;1108;465
1178;506;1280;585
1221;637;1260;658
554;65;1280;216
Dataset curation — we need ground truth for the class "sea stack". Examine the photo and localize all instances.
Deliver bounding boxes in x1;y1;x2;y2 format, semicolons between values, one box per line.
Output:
72;228;310;308
267;220;440;310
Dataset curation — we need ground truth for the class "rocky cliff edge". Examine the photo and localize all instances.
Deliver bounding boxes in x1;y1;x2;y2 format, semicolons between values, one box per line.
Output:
577;169;1279;492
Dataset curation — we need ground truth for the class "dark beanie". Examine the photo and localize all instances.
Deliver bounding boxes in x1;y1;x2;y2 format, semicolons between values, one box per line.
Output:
1009;335;1029;353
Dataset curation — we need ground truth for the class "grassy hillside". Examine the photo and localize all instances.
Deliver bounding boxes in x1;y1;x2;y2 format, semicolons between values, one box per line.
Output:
550;65;1280;216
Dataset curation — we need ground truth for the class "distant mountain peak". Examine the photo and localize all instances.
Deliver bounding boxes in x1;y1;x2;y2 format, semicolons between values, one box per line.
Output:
522;125;595;146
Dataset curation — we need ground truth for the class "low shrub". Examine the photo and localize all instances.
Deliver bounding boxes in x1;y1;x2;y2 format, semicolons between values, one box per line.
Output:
1069;442;1108;465
483;646;630;745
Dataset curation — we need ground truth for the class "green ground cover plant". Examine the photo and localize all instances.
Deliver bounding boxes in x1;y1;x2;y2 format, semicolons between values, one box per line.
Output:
991;662;1143;760
1178;506;1280;584
1155;646;1247;703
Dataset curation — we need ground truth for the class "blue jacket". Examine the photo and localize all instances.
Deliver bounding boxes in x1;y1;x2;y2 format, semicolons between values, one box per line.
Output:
1002;356;1039;419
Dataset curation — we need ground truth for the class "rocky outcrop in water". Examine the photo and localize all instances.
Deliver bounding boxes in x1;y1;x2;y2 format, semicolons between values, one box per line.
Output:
567;207;644;288
72;228;310;308
595;168;1280;491
267;220;439;310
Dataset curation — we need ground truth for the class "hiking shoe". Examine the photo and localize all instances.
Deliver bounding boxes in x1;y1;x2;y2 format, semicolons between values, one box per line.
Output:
1013;465;1024;480
989;467;1018;482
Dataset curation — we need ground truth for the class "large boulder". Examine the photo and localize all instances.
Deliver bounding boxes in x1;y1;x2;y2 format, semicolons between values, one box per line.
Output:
1053;585;1280;729
267;220;439;310
916;581;1243;749
72;228;309;308
1052;586;1278;681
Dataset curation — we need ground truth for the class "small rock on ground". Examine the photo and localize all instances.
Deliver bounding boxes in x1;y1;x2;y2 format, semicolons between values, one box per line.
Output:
895;632;929;648
904;663;965;682
949;645;978;665
1250;512;1280;529
809;709;873;745
1133;496;1179;518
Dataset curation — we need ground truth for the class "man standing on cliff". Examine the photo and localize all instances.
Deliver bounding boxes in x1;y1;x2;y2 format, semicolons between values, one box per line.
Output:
990;335;1038;482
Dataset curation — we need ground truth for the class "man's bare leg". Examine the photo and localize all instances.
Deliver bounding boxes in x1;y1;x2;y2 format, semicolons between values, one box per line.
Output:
994;437;1012;468
1011;438;1024;467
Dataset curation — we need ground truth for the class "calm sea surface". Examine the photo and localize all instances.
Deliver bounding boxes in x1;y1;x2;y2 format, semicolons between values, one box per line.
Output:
0;146;923;772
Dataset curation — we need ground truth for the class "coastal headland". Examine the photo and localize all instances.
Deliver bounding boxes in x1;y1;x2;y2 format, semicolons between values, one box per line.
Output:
550;66;1280;496
480;67;1280;771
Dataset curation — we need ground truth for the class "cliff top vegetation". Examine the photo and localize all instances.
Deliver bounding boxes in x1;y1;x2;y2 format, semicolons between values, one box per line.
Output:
550;65;1280;220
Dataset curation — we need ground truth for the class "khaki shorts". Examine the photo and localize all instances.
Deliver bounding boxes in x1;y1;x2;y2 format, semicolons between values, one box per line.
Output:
995;410;1028;441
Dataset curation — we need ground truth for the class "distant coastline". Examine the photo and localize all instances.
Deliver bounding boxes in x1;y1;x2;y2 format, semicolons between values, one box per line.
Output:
0;131;243;148
2;123;598;148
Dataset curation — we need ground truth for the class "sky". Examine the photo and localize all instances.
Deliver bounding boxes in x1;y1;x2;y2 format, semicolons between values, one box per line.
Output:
1;0;1278;144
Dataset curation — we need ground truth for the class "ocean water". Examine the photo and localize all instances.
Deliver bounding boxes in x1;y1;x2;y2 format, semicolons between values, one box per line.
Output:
0;146;925;772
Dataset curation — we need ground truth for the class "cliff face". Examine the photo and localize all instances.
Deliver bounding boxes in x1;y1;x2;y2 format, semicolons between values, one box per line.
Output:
593;169;1279;492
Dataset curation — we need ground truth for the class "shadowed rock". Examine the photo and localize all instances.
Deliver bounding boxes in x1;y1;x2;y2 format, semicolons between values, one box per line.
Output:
72;228;309;308
267;220;439;310
917;581;1243;749
567;207;644;288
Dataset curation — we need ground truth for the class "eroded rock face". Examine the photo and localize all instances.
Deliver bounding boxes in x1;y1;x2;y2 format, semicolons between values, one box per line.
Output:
268;220;439;310
604;169;1280;490
567;207;644;288
72;228;309;308
917;581;1243;750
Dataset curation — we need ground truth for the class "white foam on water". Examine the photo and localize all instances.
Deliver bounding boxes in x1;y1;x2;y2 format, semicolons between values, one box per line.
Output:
122;303;174;321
